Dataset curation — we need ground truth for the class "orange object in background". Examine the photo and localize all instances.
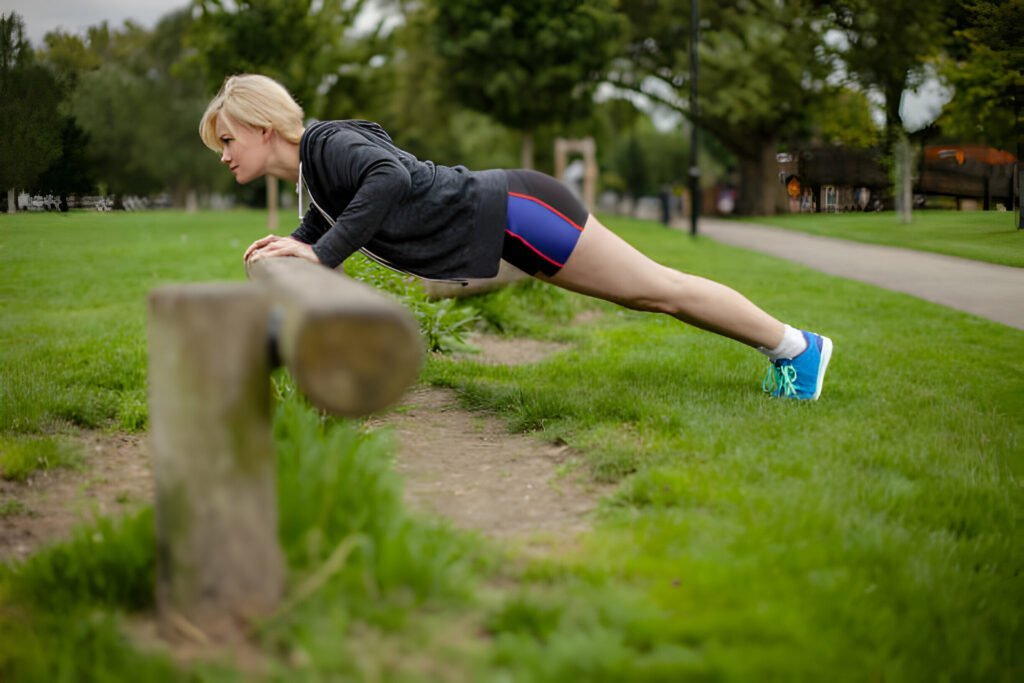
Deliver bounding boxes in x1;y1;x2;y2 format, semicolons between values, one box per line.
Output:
924;145;1017;167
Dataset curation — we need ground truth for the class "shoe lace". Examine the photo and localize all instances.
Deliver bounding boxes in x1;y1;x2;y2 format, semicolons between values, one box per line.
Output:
762;363;797;398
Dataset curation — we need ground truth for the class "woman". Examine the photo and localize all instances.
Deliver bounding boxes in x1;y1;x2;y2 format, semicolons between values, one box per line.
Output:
200;74;832;400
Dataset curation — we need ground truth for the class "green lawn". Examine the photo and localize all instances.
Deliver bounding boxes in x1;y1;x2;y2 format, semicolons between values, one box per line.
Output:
742;210;1024;267
1;210;1021;681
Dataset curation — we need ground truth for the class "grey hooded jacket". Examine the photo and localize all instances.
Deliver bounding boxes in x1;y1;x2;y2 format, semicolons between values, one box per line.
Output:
291;120;508;279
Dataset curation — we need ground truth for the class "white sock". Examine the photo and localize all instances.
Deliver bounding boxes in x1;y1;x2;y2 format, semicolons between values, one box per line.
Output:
758;324;807;361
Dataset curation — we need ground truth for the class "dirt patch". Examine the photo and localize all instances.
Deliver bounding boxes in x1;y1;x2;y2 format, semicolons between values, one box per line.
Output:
374;332;608;544
454;333;571;366
0;432;153;563
372;385;603;541
0;334;606;563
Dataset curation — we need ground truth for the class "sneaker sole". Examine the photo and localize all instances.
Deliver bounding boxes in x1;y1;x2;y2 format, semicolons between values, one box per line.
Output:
812;336;833;400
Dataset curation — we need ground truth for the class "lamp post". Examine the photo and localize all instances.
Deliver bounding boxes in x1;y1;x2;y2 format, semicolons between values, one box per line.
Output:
689;0;700;237
1015;83;1022;230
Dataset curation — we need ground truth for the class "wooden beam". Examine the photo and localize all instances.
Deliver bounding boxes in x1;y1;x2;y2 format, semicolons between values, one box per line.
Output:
248;257;423;416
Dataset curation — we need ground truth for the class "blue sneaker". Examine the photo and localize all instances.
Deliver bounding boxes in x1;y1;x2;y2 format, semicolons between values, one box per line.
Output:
762;331;833;400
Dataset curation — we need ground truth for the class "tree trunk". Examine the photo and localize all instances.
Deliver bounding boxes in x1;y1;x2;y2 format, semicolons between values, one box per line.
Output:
893;134;914;224
983;169;991;211
186;188;198;214
267;176;279;231
882;82;904;165
1017;161;1023;229
734;139;779;216
6;188;15;214
520;131;534;170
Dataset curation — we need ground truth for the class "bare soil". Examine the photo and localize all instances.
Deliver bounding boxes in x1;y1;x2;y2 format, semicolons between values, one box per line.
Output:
374;333;609;543
0;334;607;563
0;432;153;563
373;385;600;541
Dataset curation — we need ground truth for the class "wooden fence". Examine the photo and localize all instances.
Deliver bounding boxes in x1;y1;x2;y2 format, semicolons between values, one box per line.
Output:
146;258;423;641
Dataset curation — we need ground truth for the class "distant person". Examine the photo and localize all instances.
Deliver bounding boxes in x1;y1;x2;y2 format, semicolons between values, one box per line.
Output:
199;74;832;399
659;184;672;226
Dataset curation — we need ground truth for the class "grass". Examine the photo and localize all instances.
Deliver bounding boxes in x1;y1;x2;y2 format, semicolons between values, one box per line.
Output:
1;376;484;681
1;209;1021;681
0;435;83;481
0;209;477;481
0;499;29;517
0;210;259;437
741;210;1024;267
430;215;1024;679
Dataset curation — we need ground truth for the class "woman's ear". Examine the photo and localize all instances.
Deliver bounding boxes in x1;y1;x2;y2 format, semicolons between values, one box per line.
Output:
262;127;274;143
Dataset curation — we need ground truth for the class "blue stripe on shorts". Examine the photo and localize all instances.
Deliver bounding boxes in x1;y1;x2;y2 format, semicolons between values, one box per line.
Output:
501;169;588;276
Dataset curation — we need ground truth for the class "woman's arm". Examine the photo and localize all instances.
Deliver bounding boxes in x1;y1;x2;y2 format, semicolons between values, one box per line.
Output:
308;132;413;269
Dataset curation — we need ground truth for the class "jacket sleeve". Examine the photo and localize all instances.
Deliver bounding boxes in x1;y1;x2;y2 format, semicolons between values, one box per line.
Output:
309;131;412;269
291;206;326;245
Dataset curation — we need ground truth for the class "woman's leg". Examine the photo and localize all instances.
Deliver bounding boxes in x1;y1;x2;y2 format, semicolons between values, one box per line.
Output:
538;214;786;350
500;173;832;399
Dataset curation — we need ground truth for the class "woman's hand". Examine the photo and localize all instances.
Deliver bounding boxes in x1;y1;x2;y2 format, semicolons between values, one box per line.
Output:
244;235;321;266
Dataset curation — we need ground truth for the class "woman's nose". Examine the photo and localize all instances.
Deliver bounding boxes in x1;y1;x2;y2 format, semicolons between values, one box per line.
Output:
220;149;230;163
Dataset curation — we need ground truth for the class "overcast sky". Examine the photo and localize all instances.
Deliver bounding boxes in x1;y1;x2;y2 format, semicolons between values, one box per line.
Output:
8;0;189;45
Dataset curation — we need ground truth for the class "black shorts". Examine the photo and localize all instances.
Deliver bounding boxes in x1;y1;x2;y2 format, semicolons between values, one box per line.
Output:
501;169;589;276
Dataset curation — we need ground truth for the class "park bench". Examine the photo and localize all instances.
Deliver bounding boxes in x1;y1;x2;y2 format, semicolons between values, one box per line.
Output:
146;257;423;641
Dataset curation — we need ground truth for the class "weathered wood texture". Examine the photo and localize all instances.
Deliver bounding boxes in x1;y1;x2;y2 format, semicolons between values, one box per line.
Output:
148;283;283;641
248;257;423;416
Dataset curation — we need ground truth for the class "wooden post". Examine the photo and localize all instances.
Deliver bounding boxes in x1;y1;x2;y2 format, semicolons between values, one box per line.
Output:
148;283;283;641
554;136;598;212
247;258;424;416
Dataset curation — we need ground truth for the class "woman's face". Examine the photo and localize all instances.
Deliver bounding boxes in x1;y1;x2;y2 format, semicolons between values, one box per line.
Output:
216;112;269;184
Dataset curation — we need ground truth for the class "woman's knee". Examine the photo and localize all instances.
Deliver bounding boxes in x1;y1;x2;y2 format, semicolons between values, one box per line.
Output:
617;268;697;315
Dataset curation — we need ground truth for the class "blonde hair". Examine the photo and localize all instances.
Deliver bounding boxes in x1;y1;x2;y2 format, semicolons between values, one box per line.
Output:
199;74;305;151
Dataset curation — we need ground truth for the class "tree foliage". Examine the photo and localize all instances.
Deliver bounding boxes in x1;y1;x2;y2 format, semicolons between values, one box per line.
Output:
429;0;626;166
0;13;63;206
619;0;835;214
936;0;1023;151
52;13;224;200
824;0;956;151
186;0;373;117
33;117;96;207
8;1;1013;214
806;87;879;149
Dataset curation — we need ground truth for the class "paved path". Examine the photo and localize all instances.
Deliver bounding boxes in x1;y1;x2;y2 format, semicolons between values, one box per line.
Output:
694;218;1024;330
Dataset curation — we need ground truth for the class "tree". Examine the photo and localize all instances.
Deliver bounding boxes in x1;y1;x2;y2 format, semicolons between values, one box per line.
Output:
429;0;626;169
937;0;1024;225
187;0;371;111
186;0;372;226
824;0;957;156
0;13;62;213
936;0;1023;152
33;117;95;210
44;12;240;207
806;87;880;149
143;9;229;209
618;0;836;215
616;134;650;206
